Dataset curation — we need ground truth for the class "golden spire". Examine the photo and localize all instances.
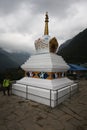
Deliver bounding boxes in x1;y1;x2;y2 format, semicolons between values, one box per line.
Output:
44;12;49;35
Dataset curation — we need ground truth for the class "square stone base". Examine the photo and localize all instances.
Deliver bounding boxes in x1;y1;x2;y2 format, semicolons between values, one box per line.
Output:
12;77;78;108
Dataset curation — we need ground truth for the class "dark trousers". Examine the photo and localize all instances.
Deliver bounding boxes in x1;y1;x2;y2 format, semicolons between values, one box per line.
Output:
3;86;10;95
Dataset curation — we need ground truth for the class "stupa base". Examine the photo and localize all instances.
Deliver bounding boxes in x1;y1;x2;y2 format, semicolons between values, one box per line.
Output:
12;77;78;108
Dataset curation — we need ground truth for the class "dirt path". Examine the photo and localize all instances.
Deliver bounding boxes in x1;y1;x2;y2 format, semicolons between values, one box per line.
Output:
0;80;87;130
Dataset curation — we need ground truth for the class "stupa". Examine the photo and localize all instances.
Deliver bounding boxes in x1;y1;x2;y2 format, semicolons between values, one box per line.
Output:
12;12;78;107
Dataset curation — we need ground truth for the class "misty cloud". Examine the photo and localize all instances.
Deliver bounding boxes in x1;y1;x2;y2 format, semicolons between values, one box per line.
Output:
0;0;87;53
0;32;35;53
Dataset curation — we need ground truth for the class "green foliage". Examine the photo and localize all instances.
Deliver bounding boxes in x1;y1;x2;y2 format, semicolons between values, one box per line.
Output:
0;67;25;83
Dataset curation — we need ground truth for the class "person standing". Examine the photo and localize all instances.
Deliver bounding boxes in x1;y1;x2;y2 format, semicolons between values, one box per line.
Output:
2;77;11;96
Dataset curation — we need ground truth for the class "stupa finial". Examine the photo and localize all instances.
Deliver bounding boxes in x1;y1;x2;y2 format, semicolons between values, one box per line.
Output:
44;12;49;35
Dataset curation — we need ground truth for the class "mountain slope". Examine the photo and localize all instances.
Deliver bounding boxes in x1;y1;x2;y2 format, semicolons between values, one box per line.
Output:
0;48;18;72
0;48;30;72
58;28;87;64
9;52;29;66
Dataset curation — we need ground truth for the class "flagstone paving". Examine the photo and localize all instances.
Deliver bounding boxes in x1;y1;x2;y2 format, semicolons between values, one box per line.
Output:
0;79;87;130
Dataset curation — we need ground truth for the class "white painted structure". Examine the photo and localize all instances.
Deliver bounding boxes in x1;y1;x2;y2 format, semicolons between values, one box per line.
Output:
12;13;78;107
21;53;69;72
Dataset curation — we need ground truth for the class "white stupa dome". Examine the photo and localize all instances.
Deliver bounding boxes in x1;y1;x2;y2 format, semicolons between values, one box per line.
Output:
34;35;58;54
34;35;51;53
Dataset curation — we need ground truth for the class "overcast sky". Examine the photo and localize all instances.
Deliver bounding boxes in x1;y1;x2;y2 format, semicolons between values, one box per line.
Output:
0;0;87;53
